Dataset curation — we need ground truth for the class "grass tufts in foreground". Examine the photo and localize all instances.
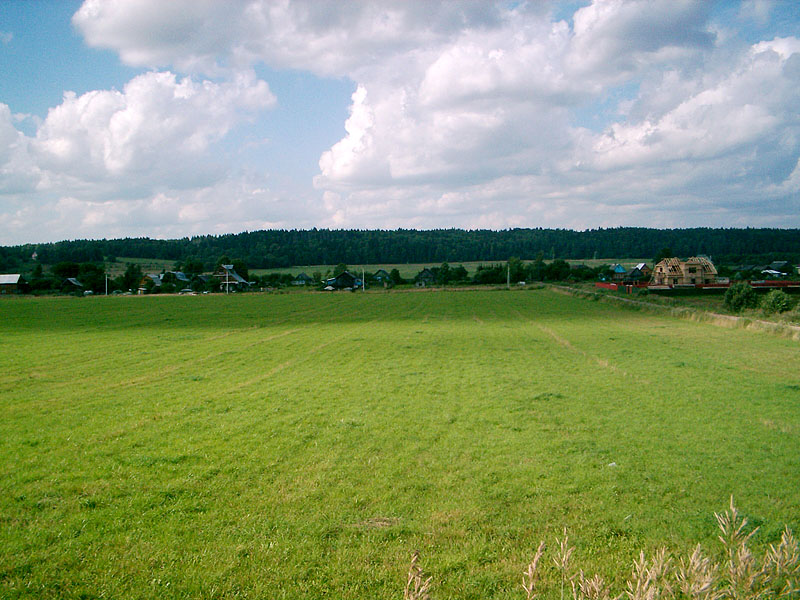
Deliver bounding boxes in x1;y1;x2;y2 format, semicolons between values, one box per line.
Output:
407;499;799;600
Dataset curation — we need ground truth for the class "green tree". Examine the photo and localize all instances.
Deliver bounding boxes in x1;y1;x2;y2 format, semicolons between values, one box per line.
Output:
122;263;143;291
437;262;452;284
527;252;546;281
507;257;525;283
761;290;792;314
544;259;571;281
78;263;106;292
389;268;403;285
724;282;758;312
654;247;673;264
182;259;204;275
333;263;349;277
53;261;80;279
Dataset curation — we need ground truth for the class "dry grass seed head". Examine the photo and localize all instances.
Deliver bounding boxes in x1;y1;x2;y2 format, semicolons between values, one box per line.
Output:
523;541;547;600
405;550;432;600
716;498;759;554
625;549;673;600
676;544;720;600
574;571;616;600
555;529;576;575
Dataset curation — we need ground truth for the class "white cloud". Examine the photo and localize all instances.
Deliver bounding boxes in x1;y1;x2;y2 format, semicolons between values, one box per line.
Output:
5;0;800;242
0;68;280;243
32;70;274;189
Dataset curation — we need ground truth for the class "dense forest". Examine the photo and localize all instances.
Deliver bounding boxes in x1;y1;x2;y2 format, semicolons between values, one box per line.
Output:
2;227;799;271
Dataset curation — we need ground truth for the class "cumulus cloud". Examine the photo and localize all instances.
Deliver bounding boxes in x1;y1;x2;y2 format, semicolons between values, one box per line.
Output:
5;0;799;242
0;68;279;242
32;70;274;189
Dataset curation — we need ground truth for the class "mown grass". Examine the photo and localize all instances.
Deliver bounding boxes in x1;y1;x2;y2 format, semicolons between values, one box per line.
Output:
1;289;798;599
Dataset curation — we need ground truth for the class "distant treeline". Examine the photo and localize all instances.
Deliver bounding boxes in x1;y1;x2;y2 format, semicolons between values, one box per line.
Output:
2;228;799;270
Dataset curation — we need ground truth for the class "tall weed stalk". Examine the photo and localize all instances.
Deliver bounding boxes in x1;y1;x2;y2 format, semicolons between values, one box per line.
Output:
403;500;798;600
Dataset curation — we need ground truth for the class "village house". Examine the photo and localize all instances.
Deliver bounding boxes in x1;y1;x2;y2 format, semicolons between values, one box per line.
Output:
324;271;362;290
61;277;84;294
0;274;25;294
292;272;314;286
373;269;392;283
625;262;652;283
609;263;627;282
214;264;249;292
415;268;436;287
651;257;718;286
140;273;162;291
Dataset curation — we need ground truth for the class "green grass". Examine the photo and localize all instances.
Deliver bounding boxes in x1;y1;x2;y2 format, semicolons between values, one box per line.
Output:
1;289;798;599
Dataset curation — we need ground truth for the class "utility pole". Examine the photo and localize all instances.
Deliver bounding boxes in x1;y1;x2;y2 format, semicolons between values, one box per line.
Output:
105;273;108;296
507;262;510;289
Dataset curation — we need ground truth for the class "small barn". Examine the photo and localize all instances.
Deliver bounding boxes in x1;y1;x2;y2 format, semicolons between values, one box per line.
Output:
0;274;24;294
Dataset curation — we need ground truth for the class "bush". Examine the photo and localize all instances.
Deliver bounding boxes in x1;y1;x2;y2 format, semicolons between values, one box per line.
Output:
761;289;793;314
724;282;758;312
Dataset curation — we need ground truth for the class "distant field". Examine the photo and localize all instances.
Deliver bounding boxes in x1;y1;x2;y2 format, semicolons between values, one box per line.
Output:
250;258;650;279
107;257;178;276
1;289;798;599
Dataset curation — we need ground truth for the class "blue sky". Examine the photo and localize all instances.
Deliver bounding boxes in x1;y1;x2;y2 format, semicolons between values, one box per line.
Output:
0;0;799;244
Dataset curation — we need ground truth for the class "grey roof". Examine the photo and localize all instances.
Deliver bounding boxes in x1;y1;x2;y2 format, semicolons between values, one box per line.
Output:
218;266;247;284
65;277;83;287
0;274;21;285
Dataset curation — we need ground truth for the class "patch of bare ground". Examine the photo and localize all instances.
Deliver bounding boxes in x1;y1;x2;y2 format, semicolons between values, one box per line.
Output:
351;516;400;529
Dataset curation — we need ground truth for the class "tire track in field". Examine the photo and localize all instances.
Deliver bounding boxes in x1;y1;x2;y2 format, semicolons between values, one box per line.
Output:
513;310;651;384
104;299;357;390
222;297;410;393
102;327;306;393
227;337;338;393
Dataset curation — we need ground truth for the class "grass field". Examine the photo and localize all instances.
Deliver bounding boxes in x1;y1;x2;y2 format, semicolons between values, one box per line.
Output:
250;259;651;280
1;289;799;599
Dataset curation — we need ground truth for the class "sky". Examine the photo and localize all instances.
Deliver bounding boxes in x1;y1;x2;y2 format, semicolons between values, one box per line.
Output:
1;0;799;245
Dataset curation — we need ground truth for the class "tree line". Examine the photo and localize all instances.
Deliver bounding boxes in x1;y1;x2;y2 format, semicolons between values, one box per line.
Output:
2;227;799;272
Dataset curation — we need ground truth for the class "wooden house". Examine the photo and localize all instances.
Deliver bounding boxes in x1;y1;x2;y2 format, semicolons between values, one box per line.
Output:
292;272;314;286
325;271;360;289
415;268;436;287
651;257;717;286
372;269;393;287
609;263;627;282
625;262;651;283
0;274;24;294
